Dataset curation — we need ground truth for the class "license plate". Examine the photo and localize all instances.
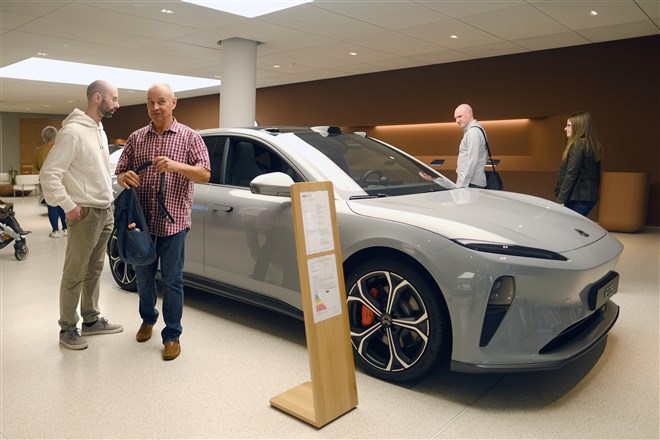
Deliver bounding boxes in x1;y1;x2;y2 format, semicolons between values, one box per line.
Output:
588;271;619;310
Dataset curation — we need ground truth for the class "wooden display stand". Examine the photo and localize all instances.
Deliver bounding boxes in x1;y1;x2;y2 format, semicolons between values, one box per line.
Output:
270;181;358;428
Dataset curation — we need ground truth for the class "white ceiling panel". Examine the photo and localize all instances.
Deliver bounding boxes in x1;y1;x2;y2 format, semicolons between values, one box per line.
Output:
315;0;452;29
579;19;660;41
257;4;385;39
366;56;432;71
0;1;68;17
257;49;348;71
1;0;658;114
418;0;527;18
141;40;224;64
461;4;570;40
84;1;244;31
349;31;446;57
113;49;219;74
637;0;660;25
44;3;199;40
0;11;35;32
533;1;650;30
16;18;159;50
513;31;591;51
401;19;505;48
409;50;476;65
458;41;530;59
300;40;399;63
0;30;132;69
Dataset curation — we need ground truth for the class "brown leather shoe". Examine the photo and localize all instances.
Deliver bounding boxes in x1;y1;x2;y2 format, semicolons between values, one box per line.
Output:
163;340;181;361
136;323;154;343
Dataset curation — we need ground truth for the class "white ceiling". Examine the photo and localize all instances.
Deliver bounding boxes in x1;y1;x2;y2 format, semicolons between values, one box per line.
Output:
1;0;658;114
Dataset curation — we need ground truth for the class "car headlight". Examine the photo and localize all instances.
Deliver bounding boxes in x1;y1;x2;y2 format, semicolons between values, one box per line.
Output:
488;276;515;306
453;240;568;261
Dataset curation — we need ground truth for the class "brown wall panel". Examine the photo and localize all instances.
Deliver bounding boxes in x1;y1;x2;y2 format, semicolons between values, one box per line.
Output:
19;117;64;173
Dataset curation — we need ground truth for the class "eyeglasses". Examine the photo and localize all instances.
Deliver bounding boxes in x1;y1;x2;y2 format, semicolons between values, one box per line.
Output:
100;93;119;104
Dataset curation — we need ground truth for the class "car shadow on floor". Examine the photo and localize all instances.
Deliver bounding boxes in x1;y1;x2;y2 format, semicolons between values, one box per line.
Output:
181;283;608;410
183;284;306;345
408;335;609;408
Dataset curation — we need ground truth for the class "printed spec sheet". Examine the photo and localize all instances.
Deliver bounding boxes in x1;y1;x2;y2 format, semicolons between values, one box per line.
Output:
300;190;342;323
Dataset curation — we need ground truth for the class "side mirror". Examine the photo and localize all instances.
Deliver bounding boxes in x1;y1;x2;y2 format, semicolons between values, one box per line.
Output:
250;172;294;197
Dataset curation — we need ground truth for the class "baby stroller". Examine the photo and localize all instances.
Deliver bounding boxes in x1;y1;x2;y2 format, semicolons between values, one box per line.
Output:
0;199;30;260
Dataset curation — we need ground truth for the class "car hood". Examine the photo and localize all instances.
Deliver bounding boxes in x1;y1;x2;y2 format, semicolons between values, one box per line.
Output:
346;188;606;253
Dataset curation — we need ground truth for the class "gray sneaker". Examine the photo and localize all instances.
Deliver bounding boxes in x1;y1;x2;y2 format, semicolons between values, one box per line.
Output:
81;317;124;336
59;327;88;350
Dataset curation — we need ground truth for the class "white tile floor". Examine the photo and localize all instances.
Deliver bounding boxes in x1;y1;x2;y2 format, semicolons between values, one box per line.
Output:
1;195;658;439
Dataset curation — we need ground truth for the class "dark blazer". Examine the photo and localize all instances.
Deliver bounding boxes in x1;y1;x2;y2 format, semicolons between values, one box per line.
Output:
555;138;601;203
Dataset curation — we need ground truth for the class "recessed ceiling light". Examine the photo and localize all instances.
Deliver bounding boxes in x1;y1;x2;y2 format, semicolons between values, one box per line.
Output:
449;35;458;39
273;65;280;68
181;0;312;18
0;58;220;92
37;52;48;56
161;9;174;14
349;52;357;56
590;10;598;16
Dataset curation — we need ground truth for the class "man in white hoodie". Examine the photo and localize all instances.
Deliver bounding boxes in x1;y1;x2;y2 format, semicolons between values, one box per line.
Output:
40;80;124;350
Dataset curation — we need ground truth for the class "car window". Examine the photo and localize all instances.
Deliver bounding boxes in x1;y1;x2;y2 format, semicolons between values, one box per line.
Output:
108;143;124;155
226;137;303;187
203;135;228;184
295;132;442;196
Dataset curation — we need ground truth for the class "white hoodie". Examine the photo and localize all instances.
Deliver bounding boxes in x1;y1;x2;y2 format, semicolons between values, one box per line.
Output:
40;108;113;213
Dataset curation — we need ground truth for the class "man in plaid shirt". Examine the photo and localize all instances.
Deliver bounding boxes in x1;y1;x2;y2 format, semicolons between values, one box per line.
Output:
116;83;210;361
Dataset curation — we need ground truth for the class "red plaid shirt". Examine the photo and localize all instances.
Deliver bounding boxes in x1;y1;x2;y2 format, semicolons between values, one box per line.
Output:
115;119;210;237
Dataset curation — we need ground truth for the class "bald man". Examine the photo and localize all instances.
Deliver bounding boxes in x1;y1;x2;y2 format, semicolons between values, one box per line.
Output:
116;83;210;361
40;79;124;350
453;103;488;188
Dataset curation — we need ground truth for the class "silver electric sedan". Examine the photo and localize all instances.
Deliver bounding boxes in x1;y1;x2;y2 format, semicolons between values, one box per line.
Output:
108;126;622;383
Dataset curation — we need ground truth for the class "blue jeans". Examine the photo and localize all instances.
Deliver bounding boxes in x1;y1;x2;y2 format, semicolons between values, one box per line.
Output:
565;200;597;217
47;204;67;232
135;229;188;343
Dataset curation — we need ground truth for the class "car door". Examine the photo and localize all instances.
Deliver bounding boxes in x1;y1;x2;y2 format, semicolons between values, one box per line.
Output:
184;135;226;277
203;135;305;309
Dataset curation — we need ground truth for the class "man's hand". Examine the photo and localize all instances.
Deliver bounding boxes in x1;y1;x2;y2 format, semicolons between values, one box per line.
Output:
66;205;84;222
118;170;140;189
418;171;434;181
153;156;180;174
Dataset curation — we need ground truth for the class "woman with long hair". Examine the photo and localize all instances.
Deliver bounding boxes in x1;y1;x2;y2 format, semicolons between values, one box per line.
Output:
555;111;603;216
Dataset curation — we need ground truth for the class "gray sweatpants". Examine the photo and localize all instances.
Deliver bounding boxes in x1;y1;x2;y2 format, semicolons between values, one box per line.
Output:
58;206;114;330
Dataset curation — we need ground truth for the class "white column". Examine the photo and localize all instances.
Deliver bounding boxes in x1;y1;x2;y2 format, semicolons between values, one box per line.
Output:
219;37;257;127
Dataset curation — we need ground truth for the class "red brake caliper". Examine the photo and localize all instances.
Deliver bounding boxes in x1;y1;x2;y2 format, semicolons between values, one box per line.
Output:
361;287;379;327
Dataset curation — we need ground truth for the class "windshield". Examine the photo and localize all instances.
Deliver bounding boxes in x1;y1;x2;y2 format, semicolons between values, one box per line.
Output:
295;132;447;197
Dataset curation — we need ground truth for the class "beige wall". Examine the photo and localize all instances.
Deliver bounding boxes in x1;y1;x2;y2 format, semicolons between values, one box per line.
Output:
102;35;658;226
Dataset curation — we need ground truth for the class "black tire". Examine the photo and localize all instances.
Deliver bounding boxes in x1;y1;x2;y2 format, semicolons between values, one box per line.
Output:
346;258;451;382
107;228;137;291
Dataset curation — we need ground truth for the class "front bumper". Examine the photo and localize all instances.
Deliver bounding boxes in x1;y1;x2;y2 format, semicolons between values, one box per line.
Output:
450;299;619;373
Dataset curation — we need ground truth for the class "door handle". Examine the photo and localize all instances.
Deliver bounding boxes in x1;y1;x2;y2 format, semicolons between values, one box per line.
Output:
211;205;233;212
